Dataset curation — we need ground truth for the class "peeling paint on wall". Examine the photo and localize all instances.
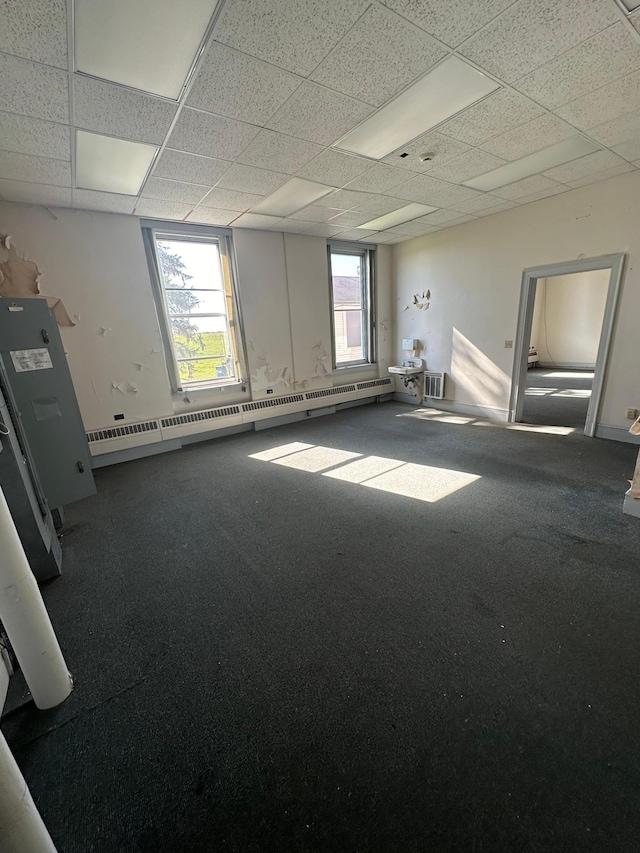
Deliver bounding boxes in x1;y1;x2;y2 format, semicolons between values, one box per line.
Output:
312;341;331;379
251;364;291;393
111;381;138;395
413;289;431;310
0;234;75;326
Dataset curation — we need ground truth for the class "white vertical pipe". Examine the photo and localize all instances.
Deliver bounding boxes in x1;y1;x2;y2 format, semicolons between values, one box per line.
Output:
0;730;58;852
0;487;72;709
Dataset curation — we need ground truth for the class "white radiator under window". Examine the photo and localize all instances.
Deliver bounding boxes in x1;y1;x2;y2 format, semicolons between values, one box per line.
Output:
424;372;445;399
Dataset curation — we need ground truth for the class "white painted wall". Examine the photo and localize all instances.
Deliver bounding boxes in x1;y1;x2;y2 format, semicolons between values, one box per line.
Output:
0;202;392;432
530;270;609;368
393;170;640;432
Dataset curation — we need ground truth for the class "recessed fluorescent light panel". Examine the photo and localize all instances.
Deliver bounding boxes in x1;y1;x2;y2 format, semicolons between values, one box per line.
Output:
75;0;219;98
334;56;500;160
620;0;640;11
361;203;437;230
463;136;601;191
76;131;158;195
251;178;335;217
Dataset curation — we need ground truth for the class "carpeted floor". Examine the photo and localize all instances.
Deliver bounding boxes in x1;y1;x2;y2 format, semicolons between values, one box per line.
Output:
522;367;593;429
4;400;640;853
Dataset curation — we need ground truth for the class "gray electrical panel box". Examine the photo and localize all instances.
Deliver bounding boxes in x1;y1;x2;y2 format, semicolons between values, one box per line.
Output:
0;297;96;509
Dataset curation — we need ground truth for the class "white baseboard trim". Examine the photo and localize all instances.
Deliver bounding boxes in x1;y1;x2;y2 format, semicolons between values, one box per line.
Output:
594;424;640;444
623;492;640;518
536;362;595;370
393;393;508;422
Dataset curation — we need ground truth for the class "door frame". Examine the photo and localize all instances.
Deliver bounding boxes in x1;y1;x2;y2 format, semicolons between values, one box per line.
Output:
508;253;626;436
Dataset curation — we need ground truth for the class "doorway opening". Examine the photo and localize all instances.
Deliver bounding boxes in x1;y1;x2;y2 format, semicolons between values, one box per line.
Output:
509;254;625;437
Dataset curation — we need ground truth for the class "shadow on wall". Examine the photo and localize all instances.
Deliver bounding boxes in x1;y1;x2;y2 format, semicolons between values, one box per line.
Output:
451;327;510;409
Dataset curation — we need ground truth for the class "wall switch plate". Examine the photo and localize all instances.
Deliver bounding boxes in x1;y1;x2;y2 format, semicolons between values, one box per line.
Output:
504;340;513;348
626;407;639;420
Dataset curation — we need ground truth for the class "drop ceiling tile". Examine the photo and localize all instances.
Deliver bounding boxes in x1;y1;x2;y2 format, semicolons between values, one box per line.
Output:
297;149;372;186
472;202;517;217
491;174;563;200
448;193;513;214
141;177;210;205
186;41;303;125
437;89;544;147
438;214;478;226
134;198;192;220
0;179;71;207
379;0;515;47
566;162;635;189
277;219;316;233
352;195;408;215
302;223;349;237
415;208;467;225
343;164;410;194
359;232;397;243
588;107;640;147
153;150;231;185
544;150;627;183
612;137;640;161
384;222;438;235
382;131;472;172
289;205;342;222
385;234;415;243
420;184;483;208
237;130;323;174
74;76;177;145
327;210;372;226
0;151;70;186
0;54;68;124
187;207;237;226
267;82;374;146
315;189;374;209
168;108;260;161
310;5;446;107
515;24;640;111
427;149;506;184
459;0;619;83
631;8;640;33
0;0;67;68
232;213;284;229
73;189;136;214
392;173;463;204
335;228;378;240
515;185;569;204
200;188;264;212
482;115;578;162
216;163;289;195
0;113;69;160
555;69;640;130
214;0;369;76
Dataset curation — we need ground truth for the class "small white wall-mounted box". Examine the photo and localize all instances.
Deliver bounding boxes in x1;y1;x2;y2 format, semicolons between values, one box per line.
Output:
402;339;418;350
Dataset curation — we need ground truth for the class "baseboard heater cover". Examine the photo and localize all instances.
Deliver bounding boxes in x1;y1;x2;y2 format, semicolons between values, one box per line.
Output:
86;377;396;455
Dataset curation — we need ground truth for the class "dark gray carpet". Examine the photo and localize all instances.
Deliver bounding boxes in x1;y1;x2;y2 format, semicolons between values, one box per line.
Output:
4;401;640;853
522;367;593;429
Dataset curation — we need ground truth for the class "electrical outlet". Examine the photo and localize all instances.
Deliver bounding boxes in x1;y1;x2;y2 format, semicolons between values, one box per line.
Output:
504;340;513;349
626;407;639;420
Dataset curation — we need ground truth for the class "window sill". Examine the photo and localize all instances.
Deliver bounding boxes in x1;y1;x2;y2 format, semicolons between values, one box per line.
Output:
334;363;377;372
171;380;248;399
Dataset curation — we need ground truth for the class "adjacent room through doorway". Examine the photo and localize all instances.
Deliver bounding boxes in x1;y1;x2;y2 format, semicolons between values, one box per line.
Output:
523;270;609;429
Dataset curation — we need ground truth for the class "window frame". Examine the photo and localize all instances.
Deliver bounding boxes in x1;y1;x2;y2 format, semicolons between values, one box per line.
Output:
327;241;376;370
142;220;245;394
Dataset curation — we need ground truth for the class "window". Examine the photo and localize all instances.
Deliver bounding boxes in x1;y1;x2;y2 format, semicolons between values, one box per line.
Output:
328;245;375;368
145;227;242;391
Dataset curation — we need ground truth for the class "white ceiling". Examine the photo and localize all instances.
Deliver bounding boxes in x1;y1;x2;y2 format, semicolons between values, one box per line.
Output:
2;0;640;243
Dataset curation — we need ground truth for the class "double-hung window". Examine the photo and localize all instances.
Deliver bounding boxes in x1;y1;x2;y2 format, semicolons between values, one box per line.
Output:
145;225;242;392
328;244;375;368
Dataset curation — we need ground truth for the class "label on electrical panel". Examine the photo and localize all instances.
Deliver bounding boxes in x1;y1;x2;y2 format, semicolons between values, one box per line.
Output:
10;348;53;372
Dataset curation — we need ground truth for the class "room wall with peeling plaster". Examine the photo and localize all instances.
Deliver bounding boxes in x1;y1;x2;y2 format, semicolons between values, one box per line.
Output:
0;202;393;431
392;169;640;433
